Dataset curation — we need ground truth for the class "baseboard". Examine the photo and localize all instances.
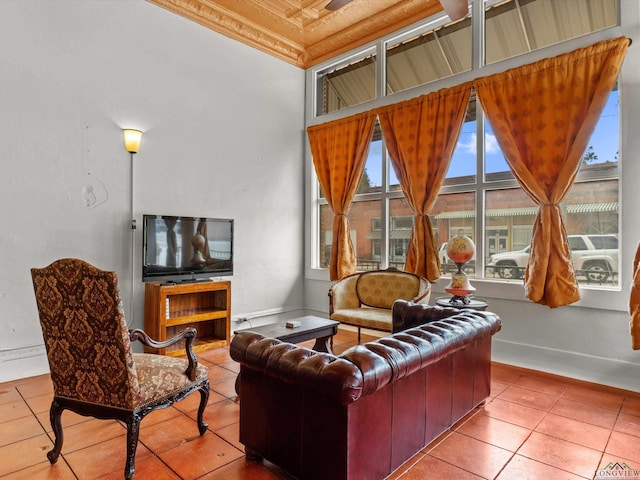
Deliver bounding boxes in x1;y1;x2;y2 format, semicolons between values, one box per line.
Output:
493;338;640;393
0;345;49;383
6;321;638;392
231;306;309;329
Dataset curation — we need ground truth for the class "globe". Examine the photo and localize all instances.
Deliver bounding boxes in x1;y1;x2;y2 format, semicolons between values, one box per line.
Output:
446;235;475;265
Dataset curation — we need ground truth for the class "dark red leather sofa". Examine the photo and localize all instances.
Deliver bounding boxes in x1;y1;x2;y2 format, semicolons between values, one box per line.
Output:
230;300;502;480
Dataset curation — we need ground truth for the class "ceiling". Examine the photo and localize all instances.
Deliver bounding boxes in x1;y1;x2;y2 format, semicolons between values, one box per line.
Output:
147;0;448;69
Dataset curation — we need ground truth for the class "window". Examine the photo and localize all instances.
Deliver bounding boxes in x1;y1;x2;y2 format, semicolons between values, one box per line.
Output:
316;48;377;115
385;16;472;95
310;0;620;289
485;0;618;65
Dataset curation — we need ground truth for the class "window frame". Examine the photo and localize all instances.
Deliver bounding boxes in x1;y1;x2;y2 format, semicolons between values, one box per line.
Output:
305;0;628;311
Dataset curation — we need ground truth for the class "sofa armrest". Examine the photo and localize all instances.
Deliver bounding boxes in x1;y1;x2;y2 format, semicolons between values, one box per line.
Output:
391;299;502;335
230;332;366;405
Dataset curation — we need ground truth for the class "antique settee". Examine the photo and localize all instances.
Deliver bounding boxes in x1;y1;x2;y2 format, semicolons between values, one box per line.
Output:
230;300;502;480
328;267;431;341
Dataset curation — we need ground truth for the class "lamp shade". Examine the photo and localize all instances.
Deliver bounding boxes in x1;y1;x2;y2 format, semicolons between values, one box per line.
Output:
123;129;143;154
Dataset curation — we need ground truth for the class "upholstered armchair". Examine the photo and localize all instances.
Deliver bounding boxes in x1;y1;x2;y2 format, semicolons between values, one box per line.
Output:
329;267;430;342
30;258;210;480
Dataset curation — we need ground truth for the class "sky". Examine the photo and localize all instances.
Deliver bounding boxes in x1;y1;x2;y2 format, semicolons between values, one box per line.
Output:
365;90;619;186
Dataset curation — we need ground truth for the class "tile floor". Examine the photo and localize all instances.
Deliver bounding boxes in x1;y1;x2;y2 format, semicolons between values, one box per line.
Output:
1;328;639;479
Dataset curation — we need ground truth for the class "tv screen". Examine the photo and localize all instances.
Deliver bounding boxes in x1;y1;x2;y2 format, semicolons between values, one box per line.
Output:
142;215;233;282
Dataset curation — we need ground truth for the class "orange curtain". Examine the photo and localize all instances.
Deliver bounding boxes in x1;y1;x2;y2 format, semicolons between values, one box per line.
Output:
630;243;640;350
307;111;376;280
474;37;629;307
376;83;472;282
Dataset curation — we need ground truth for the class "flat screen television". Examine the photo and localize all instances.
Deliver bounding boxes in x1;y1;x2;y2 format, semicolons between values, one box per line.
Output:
142;214;233;283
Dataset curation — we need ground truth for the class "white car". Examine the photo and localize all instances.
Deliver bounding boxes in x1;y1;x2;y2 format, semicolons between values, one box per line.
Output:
439;242;449;264
487;234;618;282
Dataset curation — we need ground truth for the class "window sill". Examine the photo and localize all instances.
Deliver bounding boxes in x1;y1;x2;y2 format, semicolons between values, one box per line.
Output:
306;267;627;312
431;277;626;312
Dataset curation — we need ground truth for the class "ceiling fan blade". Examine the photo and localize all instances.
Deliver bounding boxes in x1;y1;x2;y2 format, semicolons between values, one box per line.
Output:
325;0;353;11
439;0;468;21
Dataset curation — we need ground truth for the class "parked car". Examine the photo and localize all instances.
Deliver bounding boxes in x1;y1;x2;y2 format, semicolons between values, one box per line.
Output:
486;234;618;282
439;242;449;264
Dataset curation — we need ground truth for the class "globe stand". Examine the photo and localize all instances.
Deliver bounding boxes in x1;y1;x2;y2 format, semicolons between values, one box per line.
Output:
444;235;476;305
444;262;476;305
449;295;471;306
445;262;476;305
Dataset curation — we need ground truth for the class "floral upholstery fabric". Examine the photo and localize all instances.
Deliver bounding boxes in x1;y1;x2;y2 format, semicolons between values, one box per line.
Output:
356;270;422;310
133;353;208;406
330;307;396;332
31;258;209;411
329;269;430;334
31;258;140;409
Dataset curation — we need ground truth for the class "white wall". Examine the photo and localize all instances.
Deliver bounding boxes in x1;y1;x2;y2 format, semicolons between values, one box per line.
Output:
0;0;305;382
305;1;640;393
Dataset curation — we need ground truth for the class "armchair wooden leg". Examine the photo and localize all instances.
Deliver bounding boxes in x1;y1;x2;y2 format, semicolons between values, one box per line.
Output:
47;399;64;464
124;414;142;480
197;380;210;436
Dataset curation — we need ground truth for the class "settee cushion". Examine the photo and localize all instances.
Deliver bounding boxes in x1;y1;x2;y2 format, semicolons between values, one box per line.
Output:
329;306;392;332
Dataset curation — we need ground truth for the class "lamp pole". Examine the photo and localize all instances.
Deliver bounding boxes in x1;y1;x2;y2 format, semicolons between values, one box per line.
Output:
123;129;143;327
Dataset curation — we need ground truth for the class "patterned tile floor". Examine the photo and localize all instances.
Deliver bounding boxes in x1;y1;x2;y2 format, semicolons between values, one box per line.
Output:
1;328;639;479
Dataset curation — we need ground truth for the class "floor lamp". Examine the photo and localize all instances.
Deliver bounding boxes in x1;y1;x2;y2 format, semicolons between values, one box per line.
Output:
123;129;143;327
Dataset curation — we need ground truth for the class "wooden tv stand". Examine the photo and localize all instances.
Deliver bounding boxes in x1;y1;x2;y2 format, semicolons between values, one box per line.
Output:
144;280;231;356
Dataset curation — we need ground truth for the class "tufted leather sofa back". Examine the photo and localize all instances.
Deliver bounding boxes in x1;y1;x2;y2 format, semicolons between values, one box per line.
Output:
230;302;501;405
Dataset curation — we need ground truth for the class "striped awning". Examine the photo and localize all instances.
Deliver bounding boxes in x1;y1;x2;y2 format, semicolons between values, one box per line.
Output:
368;230;413;240
433;202;618;220
433;210;475;219
566;202;618;213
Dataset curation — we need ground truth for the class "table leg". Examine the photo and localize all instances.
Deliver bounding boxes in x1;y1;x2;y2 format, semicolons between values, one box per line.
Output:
312;335;334;355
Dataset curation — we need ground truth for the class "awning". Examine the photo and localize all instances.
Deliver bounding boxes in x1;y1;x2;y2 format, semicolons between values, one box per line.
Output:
433;210;475;219
566;202;618;213
367;230;413;240
433;202;618;220
486;207;537;217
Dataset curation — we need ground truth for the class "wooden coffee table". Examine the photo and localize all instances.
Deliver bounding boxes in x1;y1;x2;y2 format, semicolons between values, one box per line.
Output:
234;315;339;355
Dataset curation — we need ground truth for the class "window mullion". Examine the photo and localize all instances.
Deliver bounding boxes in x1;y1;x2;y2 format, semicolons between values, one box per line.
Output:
381;144;390;269
472;0;485;69
476;101;486;277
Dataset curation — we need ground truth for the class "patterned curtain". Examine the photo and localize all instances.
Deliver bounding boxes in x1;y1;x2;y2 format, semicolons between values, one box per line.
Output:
630;242;640;349
474;37;629;307
376;83;472;282
307;111;376;280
